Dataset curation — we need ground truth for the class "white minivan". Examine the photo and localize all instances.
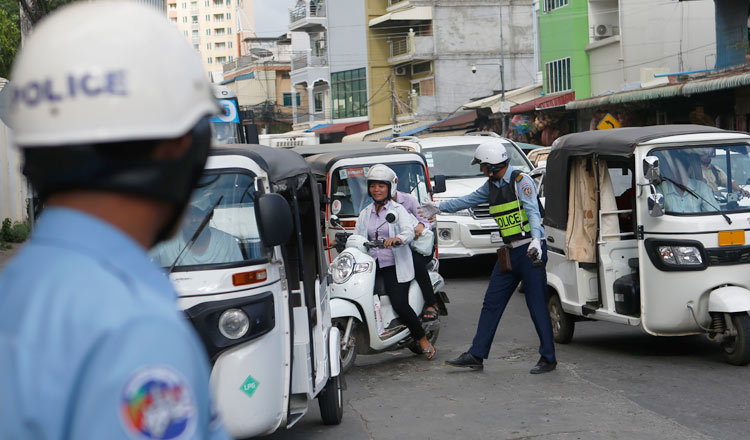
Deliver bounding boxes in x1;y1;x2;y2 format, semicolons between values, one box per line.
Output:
388;132;534;259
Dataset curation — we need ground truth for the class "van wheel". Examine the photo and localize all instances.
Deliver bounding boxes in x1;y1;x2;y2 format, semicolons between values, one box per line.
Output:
548;292;574;344
318;374;344;425
333;318;357;373
721;313;750;366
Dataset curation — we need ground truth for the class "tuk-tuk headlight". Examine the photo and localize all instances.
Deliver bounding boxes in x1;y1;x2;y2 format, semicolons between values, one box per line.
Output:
218;308;250;339
658;246;703;266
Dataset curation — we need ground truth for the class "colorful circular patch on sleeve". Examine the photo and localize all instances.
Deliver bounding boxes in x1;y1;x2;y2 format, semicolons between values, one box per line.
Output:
120;366;197;440
520;181;533;198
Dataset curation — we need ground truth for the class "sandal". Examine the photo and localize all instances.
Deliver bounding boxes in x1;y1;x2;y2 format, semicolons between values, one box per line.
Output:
422;306;439;321
422;343;437;360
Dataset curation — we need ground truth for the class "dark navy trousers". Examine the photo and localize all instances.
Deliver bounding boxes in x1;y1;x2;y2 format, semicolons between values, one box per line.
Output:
468;241;556;363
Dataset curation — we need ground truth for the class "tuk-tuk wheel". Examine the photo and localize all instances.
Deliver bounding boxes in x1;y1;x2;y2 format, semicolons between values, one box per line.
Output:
721;312;750;366
318;374;344;425
548;292;574;344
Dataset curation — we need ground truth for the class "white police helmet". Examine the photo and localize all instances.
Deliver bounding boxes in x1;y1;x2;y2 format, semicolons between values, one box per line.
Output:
8;1;219;147
471;141;509;166
366;164;398;199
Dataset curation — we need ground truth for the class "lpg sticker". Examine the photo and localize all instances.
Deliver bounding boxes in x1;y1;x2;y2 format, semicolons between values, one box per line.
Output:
520;181;533;198
240;374;260;399
331;199;342;215
120;366;196;440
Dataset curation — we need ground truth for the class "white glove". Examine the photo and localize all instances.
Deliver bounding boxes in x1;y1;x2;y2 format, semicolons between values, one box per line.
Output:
527;238;542;260
419;200;441;218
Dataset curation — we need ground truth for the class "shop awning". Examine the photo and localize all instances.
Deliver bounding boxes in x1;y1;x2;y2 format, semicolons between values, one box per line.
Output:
566;68;750;110
309;121;369;135
463;84;542;114
369;6;432;27
429;109;478;130
305;123;331;132
511;91;575;114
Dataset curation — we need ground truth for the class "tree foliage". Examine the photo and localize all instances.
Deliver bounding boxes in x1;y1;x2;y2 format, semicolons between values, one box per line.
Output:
18;0;74;27
0;1;21;78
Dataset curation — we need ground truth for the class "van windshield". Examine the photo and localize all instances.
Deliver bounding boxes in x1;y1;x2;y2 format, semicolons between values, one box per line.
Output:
149;171;267;270
330;162;430;217
422;143;531;178
650;145;750;215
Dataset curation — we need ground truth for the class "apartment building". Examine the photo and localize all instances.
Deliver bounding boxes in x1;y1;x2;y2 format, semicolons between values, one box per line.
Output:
167;0;255;82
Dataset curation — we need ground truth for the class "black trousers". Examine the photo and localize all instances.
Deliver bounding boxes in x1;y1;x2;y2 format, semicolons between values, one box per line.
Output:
412;251;438;308
377;263;426;340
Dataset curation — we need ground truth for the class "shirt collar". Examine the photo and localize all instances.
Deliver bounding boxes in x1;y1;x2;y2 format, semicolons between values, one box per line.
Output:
32;207;175;297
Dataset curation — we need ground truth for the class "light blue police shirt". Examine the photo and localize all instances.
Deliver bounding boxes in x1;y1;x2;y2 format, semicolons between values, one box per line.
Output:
438;165;545;239
0;207;230;440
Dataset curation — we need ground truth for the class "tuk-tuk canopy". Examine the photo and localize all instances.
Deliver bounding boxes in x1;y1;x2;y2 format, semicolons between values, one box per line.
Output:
544;125;728;230
213;144;313;184
306;148;425;178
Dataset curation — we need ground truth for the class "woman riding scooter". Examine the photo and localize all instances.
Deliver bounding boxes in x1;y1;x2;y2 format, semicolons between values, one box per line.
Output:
352;165;437;359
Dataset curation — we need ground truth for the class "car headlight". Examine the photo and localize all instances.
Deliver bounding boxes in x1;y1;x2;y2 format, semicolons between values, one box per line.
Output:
452;209;472;216
645;239;707;271
218;308;250;340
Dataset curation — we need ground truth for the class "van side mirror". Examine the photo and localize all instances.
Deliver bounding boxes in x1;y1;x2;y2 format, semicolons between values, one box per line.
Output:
432;175;446;194
255;193;293;246
317;182;330;205
643;156;661;184
647;190;665;217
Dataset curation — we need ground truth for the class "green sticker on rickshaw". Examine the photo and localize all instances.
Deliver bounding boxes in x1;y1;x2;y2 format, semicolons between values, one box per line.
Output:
240;374;260;398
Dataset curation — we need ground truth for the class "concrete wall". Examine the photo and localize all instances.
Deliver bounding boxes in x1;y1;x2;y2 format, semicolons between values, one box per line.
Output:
0;121;28;223
430;0;535;118
328;0;368;73
588;38;622;96
620;0;715;85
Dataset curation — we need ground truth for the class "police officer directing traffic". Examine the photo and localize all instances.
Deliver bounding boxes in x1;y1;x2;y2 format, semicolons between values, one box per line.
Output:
0;3;231;438
421;141;557;373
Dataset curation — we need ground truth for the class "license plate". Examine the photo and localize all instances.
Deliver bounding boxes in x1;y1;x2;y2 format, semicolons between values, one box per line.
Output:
718;230;745;246
490;231;502;243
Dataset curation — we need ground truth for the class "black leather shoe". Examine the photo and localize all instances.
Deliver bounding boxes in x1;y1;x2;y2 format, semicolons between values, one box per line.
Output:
530;357;557;374
445;352;483;370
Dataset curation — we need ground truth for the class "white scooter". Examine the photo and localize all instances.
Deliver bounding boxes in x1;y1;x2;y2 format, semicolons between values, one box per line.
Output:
327;215;447;372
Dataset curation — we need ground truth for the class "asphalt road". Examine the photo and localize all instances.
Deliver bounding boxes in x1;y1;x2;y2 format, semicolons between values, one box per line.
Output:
260;256;749;440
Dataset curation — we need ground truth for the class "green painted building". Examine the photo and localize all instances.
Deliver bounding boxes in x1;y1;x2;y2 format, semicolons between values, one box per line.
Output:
539;0;590;100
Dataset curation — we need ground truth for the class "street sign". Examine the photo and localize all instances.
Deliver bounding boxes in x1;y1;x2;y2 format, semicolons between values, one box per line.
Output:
597;113;621;130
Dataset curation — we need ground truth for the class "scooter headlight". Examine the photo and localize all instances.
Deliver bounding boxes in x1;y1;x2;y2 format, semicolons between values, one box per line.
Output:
218;308;250;340
330;252;371;284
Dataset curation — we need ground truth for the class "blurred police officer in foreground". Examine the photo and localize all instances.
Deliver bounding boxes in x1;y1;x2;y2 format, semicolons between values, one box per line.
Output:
0;2;232;438
421;141;557;374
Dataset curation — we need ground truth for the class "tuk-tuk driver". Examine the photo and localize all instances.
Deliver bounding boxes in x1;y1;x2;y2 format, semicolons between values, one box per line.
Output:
656;151;717;213
420;141;557;374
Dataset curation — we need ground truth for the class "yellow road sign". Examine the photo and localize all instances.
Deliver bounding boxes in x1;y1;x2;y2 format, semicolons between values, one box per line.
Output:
597;113;621;130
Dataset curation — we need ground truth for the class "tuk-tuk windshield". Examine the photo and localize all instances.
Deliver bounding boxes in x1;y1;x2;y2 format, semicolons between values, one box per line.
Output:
422;143;532;178
211;121;242;144
330;162;430;217
651;145;750;215
149;171;267;270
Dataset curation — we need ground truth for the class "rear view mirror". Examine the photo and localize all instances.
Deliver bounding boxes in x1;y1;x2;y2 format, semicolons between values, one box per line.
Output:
647;191;665;217
317;182;330;205
255;193;293;246
643;156;661;184
432;175;446;194
329;215;341;227
385;211;398;223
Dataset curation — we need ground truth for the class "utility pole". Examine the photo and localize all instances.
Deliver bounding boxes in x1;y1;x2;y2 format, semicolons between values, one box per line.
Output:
499;0;507;137
391;71;397;129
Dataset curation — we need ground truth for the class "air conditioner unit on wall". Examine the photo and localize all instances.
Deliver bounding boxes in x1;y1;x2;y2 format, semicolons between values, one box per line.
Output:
594;24;615;38
395;66;407;76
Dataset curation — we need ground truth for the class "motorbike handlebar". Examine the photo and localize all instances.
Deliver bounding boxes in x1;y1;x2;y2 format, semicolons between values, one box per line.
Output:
364;239;402;250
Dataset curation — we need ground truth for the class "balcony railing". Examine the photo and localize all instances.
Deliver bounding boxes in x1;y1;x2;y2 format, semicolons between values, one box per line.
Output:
290;1;326;23
291;53;328;71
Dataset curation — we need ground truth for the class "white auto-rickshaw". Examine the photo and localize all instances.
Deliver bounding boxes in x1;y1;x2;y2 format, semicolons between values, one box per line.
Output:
149;145;342;437
543;125;750;365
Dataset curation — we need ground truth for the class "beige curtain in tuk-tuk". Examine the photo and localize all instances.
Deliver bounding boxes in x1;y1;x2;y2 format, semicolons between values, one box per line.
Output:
565;158;620;263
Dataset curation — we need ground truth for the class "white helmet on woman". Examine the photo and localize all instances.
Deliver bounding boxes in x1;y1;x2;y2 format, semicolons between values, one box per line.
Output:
471;141;509;166
366;164;398;199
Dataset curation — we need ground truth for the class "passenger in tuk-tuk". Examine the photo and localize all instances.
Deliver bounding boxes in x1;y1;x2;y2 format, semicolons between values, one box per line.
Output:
698;149;750;198
352;165;437;359
150;200;243;267
655;151;716;213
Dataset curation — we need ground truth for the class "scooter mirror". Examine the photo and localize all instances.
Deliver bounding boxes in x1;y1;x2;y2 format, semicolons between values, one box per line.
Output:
643;156;661;184
329;215;342;227
647;191;665;217
385;212;397;223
